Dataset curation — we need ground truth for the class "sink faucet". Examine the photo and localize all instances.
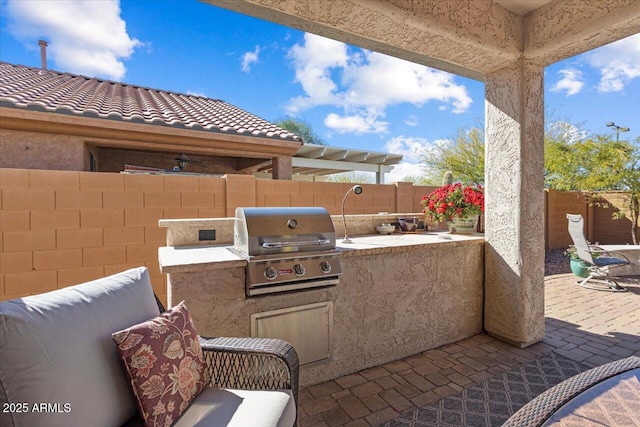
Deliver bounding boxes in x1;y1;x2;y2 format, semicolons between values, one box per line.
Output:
341;185;363;243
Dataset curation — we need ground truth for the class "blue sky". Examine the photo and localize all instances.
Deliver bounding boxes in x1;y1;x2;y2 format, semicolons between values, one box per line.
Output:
1;0;638;181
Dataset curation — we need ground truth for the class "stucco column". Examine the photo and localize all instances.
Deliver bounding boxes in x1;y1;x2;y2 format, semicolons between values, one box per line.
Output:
272;156;292;180
484;59;545;347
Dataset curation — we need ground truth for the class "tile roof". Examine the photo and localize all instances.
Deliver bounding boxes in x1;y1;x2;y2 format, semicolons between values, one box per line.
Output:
0;62;302;143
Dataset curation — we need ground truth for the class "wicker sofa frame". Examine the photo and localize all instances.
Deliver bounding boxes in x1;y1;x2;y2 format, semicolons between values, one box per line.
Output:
503;355;640;426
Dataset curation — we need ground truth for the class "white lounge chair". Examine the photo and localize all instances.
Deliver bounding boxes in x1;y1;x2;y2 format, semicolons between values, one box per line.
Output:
566;213;630;292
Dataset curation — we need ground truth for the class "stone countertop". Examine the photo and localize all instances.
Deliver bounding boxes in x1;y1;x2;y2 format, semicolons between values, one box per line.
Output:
336;232;484;257
159;245;245;274
159;232;485;274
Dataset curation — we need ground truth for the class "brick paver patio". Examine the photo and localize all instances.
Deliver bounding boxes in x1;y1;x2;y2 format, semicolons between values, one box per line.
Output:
297;274;640;426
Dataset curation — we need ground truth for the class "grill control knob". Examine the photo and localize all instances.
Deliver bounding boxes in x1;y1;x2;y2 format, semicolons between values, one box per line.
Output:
293;263;306;276
319;261;332;274
264;266;278;280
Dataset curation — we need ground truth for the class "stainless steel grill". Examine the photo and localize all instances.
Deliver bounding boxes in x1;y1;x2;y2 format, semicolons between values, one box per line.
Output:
233;207;342;296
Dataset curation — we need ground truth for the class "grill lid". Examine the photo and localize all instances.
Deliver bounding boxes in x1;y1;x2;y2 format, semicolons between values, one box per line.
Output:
234;207;342;296
234;207;336;257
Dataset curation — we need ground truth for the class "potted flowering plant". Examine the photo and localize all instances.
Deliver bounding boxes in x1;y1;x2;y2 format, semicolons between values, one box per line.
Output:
421;183;484;233
564;245;599;278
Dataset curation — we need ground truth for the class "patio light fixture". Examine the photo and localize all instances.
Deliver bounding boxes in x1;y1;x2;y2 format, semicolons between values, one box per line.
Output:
175;153;190;171
606;122;630;142
341;185;363;244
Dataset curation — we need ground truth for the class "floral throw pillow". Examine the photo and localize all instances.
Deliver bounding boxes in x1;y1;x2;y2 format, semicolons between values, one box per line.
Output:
112;301;207;427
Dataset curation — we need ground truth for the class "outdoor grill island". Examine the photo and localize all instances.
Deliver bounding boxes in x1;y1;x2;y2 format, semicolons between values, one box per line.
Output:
159;208;484;387
231;207;343;296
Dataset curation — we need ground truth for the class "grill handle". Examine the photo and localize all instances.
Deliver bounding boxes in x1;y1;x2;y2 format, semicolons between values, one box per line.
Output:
261;238;330;249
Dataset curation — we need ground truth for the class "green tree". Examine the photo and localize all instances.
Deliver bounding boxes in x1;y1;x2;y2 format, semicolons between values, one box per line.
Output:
418;119;583;186
274;117;326;145
545;135;633;190
546;133;640;244
418;126;484;185
615;151;640;245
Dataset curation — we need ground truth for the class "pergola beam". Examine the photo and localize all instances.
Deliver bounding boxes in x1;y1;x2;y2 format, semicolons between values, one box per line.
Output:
300;146;327;159
292;157;393;174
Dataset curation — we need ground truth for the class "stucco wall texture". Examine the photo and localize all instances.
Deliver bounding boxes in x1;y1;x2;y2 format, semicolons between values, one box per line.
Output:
0;168;634;305
167;241;484;387
0;129;88;170
484;60;546;346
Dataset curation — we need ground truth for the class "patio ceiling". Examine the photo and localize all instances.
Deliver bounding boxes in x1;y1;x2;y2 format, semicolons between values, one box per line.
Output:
495;0;552;16
202;0;640;81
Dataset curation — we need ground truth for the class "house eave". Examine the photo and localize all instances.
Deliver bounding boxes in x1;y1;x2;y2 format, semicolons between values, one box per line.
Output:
0;106;302;158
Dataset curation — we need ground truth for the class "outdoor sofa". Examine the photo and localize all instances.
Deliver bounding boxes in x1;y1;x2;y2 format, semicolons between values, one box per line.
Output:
0;267;298;427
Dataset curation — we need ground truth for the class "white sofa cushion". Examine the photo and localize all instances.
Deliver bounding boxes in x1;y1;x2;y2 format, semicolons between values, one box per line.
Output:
0;267;160;427
174;388;296;427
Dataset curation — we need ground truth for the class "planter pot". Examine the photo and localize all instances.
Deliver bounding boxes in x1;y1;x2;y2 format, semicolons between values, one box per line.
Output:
446;216;478;234
570;258;590;278
398;217;419;232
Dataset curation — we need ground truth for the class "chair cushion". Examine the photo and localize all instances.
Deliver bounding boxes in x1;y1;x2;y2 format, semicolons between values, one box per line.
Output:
174;388;296;427
593;257;630;267
0;267;160;427
112;301;207;427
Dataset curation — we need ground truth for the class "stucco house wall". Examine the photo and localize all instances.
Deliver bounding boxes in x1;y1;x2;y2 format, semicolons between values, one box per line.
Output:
1;129;88;171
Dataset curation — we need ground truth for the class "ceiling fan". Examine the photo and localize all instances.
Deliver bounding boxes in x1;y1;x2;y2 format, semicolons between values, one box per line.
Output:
173;153;207;172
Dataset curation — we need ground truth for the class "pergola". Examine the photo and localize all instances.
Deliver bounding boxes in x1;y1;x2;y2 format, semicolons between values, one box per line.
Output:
203;0;640;347
258;143;403;183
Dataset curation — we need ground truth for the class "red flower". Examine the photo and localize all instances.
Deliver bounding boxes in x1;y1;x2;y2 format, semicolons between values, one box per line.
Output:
420;183;484;223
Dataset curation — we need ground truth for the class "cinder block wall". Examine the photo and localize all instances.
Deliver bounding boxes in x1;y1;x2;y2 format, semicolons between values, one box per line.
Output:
545;189;589;250
0;169;227;304
593;192;637;245
254;179;434;215
0;169;434;304
2;168;634;304
544;189;637;249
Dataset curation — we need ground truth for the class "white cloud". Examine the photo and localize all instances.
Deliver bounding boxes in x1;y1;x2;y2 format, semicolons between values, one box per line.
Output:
286;33;471;135
386;161;425;183
405;115;419;126
551;69;584;96
382;136;453;183
5;0;140;80
341;51;472;113
241;45;260;73
587;33;640;92
324;112;388;134
384;136;431;163
287;34;348;113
